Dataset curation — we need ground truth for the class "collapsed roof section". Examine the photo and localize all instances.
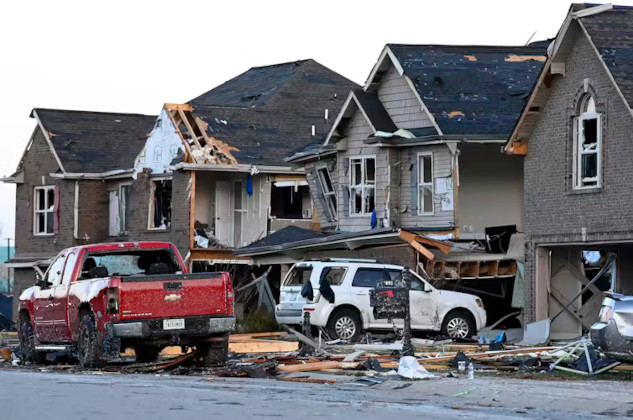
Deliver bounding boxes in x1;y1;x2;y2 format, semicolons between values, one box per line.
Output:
28;108;156;174
169;59;359;167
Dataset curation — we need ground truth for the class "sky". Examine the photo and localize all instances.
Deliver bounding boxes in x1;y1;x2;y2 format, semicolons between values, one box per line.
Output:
0;0;630;243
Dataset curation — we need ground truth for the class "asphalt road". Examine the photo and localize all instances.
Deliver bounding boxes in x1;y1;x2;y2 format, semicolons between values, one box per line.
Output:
2;368;633;419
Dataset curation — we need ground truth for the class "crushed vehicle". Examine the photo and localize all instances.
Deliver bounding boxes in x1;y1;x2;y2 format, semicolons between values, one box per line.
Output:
18;242;234;367
276;259;486;341
591;293;633;363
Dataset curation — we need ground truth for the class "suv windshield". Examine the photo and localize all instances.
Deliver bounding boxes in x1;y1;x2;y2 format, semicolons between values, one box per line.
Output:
283;266;312;286
79;249;182;279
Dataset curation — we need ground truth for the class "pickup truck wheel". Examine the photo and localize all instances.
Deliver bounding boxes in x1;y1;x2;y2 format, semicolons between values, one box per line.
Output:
198;336;229;366
327;308;362;342
19;320;46;364
441;310;475;340
135;345;161;363
77;314;102;368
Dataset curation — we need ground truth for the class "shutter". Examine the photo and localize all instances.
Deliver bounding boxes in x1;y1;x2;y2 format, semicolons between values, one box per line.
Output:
311;169;331;222
343;159;349;175
410;152;418;212
53;185;60;234
343;186;349;217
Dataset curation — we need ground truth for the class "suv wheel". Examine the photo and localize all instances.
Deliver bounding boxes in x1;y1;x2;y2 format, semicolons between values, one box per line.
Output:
441;310;475;340
327;308;362;342
19;318;46;364
77;314;102;368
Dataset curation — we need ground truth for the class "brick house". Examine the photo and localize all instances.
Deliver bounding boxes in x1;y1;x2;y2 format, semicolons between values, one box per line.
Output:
4;109;157;320
506;3;633;338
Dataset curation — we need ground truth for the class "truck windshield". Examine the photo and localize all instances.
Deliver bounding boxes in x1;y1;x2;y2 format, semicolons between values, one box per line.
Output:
79;249;182;279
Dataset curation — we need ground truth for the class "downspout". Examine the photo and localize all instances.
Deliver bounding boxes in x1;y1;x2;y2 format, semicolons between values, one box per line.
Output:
73;181;79;240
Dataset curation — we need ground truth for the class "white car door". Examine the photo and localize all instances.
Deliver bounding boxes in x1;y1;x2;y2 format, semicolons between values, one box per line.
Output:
385;269;438;330
350;267;390;329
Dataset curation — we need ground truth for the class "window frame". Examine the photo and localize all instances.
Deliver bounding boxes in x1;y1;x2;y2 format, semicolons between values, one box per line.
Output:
348;155;376;216
33;185;56;236
573;96;602;190
417;152;434;215
317;167;337;221
147;177;172;230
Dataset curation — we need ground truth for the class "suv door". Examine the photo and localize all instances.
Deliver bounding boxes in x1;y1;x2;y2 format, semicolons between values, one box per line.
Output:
277;264;313;323
350;267;390;328
386;269;437;330
33;253;67;343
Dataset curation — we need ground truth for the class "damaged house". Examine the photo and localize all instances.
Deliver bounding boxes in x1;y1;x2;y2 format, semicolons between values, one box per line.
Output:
506;3;633;339
134;60;358;270
239;43;548;323
3;109;157;321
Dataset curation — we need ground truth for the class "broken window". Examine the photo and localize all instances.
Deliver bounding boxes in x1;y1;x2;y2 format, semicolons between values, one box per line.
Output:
270;183;311;219
349;157;375;215
575;96;601;189
109;184;130;236
283;265;313;286
417;153;434;214
34;186;56;235
317;168;337;221
148;179;172;229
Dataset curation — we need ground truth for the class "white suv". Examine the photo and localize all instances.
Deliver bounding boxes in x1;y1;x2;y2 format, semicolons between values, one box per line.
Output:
275;259;486;341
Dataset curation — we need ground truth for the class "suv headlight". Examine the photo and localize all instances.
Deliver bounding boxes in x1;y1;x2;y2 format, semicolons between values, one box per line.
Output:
475;298;484;309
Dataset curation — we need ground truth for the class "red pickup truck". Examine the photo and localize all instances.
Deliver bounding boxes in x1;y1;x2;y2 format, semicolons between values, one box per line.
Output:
18;242;235;367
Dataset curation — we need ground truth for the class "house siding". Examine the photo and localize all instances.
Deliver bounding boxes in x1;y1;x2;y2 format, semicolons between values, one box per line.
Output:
377;65;434;129
336;111;385;231
398;146;455;230
523;33;633;322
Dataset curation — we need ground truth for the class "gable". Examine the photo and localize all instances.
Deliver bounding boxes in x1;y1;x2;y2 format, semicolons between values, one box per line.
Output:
377;65;434;130
18;126;61;177
134;109;184;174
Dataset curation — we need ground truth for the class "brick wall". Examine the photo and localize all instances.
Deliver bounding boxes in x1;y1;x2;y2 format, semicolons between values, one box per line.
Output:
14;128;75;259
523;32;633;321
76;180;109;244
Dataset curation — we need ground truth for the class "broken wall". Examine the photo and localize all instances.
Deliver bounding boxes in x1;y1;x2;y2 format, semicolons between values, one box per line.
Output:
457;143;523;236
134;109;184;175
304;157;338;230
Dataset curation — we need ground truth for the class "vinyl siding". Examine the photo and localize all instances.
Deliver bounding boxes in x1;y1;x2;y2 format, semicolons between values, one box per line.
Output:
377;65;434;129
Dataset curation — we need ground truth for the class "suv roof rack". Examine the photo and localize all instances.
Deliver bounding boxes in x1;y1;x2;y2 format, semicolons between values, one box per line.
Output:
311;258;381;263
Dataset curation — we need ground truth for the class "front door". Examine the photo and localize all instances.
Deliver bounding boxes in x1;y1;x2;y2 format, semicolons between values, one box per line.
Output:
50;251;78;342
215;181;233;246
350;267;390;328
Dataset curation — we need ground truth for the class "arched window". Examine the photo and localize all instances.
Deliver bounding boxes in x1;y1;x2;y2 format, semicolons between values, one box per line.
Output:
574;95;601;189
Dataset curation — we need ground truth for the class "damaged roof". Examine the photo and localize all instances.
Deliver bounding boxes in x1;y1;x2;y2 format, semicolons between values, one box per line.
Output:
33;108;156;173
239;225;326;251
188;60;359;166
386;43;547;136
574;3;633;108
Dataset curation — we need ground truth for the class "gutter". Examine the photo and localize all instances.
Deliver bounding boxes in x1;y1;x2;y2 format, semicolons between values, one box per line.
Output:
168;163;305;175
365;134;508;147
49;169;135;180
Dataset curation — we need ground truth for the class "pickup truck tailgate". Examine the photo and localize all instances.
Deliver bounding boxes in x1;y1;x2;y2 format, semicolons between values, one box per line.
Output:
118;273;230;319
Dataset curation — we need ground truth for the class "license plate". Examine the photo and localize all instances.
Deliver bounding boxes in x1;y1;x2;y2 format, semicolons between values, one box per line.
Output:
163;318;185;330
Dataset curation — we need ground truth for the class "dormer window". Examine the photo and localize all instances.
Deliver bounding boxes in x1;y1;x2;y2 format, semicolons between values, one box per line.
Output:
574;95;601;189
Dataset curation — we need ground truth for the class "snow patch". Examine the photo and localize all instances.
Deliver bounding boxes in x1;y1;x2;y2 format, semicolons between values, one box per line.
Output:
69;278;111;302
19;286;38;301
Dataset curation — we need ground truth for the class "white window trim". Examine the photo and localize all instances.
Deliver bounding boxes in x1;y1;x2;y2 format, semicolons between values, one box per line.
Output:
348;155;376;216
573;111;602;190
417;152;435;216
118;183;131;234
147;177;172;230
33;185;55;236
317;166;337;221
